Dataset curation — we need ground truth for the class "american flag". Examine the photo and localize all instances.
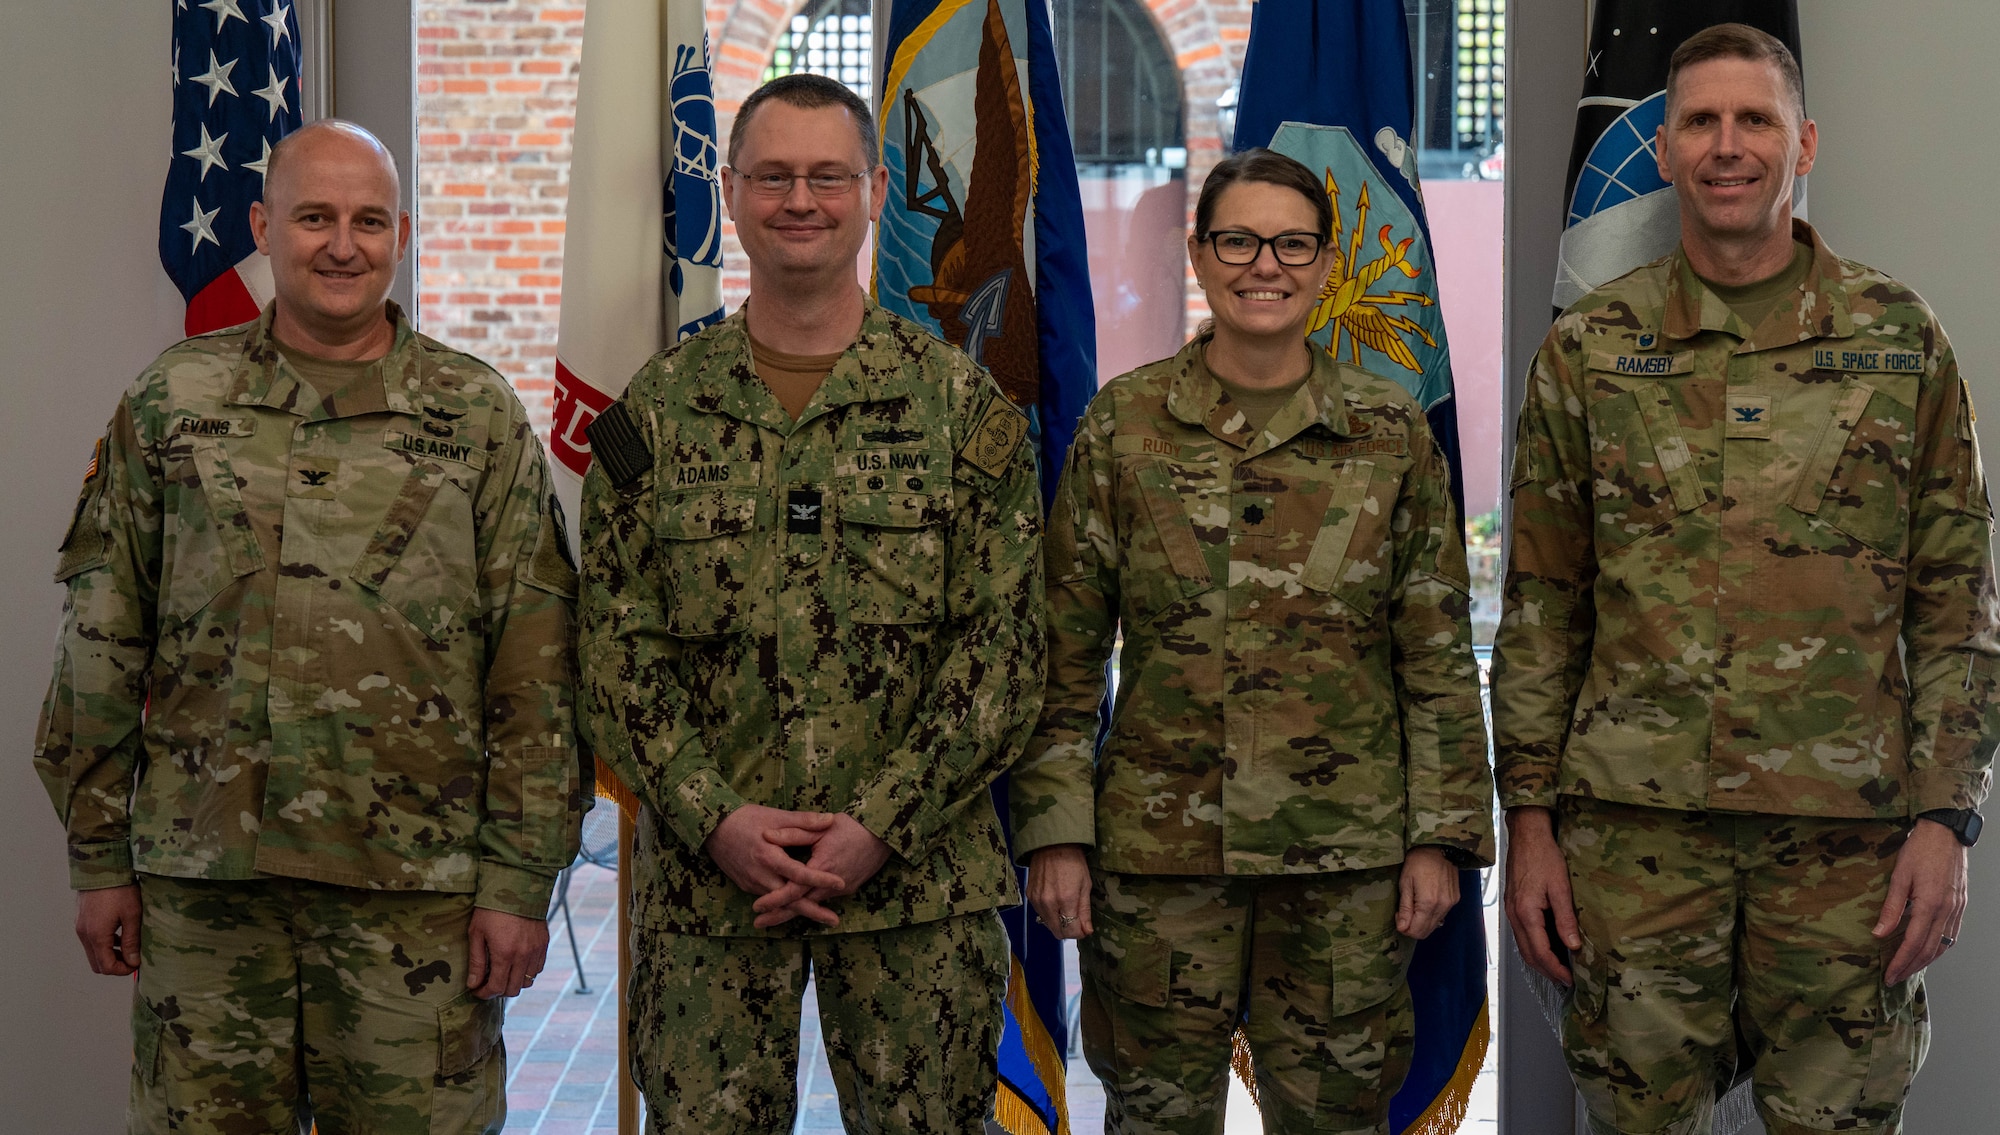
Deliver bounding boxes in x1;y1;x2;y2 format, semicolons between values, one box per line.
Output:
161;0;303;337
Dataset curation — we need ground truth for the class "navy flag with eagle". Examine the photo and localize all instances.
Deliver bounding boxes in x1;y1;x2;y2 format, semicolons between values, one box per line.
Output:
1235;3;1486;1132
1553;0;1801;310
876;1;1098;1131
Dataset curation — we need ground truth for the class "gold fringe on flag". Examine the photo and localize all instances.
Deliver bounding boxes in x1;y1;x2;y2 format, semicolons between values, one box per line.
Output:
1227;1000;1491;1135
993;954;1073;1135
594;756;639;815
1229;1025;1261;1111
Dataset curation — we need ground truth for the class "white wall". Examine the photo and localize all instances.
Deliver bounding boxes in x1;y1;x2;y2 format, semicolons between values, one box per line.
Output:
0;4;186;1126
0;3;413;1124
1502;2;2000;1132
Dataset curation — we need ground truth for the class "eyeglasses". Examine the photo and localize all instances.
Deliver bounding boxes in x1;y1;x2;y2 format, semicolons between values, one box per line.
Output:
729;167;870;198
1201;230;1327;266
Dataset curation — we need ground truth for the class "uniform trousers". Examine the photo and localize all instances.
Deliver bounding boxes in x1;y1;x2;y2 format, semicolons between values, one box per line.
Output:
130;874;504;1135
1559;798;1926;1135
629;909;1009;1134
1079;867;1415;1135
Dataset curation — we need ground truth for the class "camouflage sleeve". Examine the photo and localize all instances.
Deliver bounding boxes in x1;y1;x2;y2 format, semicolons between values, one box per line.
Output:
1390;417;1496;865
575;387;742;852
1490;324;1598;810
34;391;160;890
468;403;582;918
847;377;1048;863
1902;337;2000;812
1008;399;1115;862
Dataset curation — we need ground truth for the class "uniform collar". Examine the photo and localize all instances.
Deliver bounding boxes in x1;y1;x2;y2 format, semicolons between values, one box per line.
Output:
686;299;897;434
1662;218;1855;349
1165;332;1367;456
230;301;423;420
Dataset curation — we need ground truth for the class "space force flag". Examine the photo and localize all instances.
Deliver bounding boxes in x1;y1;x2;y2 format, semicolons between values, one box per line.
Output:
877;2;1098;1132
1236;5;1486;1133
1553;1;1802;309
548;0;724;534
162;0;303;336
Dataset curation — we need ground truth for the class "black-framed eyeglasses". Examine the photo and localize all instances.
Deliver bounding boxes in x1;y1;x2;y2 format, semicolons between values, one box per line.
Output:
1201;230;1326;266
729;167;871;198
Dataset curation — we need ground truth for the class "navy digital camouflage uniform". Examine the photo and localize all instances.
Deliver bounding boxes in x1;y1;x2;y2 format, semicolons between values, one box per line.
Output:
576;300;1045;1133
1493;221;2000;1135
35;304;582;1134
1011;335;1495;1134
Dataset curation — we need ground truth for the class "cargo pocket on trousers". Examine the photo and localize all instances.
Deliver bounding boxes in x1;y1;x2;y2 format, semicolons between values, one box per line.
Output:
1316;929;1416;1130
432;990;504;1135
131;995;164;1088
1856;969;1928;1123
1094;919;1173;1009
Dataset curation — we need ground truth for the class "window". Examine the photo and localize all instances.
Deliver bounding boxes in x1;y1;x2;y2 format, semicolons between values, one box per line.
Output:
1055;0;1185;170
765;0;874;100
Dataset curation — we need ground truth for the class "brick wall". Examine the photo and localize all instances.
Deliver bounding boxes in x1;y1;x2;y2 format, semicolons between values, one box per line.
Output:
416;0;586;437
415;0;1252;431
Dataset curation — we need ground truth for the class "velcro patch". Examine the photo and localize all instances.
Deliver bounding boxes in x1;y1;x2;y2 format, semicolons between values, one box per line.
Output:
1587;350;1695;377
959;396;1029;479
172;415;257;438
528;492;579;597
388;431;488;470
1727;394;1774;439
584;402;653;492
1812;347;1926;374
787;488;823;534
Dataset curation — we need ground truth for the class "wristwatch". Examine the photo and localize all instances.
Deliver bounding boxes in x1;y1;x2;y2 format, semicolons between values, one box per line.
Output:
1918;808;1983;848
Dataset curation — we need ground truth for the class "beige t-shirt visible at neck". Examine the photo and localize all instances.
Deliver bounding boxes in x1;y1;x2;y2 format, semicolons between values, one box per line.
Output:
1701;239;1812;333
1201;346;1309;437
748;331;847;421
274;336;379;411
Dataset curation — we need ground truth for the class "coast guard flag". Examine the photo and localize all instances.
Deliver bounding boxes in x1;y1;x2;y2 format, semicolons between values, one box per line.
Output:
162;0;303;336
1235;4;1486;1133
547;0;725;538
1553;1;1801;309
877;1;1098;1131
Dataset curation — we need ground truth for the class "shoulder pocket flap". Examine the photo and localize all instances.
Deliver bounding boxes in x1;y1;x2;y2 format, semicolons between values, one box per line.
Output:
1326;928;1414;1017
437;990;504;1077
842;490;946;529
1300;460;1380;594
1097;922;1173;1009
660;490;758;540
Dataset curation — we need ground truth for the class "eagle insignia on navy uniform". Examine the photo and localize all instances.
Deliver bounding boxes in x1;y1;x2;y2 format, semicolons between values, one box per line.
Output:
959;397;1029;478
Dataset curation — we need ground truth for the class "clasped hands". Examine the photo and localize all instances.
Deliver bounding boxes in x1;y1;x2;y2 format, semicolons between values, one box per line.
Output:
706;803;893;928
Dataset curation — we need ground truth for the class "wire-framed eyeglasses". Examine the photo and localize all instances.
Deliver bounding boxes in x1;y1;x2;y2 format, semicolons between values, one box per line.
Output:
1201;230;1327;266
730;167;870;198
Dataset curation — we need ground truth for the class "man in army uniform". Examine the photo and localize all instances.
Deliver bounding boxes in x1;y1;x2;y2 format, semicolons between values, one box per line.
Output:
1496;24;1998;1135
36;120;581;1133
576;74;1044;1132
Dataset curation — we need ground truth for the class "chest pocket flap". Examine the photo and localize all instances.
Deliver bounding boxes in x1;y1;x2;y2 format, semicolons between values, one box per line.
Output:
162;441;266;623
658;489;759;636
841;489;949;624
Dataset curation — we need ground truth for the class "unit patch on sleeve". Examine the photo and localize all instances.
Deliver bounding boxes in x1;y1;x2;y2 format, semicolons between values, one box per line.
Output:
584;401;655;492
959;396;1029;479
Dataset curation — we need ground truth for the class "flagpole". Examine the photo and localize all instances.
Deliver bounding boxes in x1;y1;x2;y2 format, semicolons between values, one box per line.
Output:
619;806;637;1135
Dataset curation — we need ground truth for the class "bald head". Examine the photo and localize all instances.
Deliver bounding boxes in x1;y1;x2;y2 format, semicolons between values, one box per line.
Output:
263;119;400;207
249;118;411;357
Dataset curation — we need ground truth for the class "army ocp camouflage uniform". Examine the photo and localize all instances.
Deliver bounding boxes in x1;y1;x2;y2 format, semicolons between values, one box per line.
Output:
1492;221;2000;1135
35;305;582;1133
576;300;1045;1131
1009;335;1495;1133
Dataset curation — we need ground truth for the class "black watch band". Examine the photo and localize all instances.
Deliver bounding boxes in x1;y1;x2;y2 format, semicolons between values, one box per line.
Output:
1918;808;1983;848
